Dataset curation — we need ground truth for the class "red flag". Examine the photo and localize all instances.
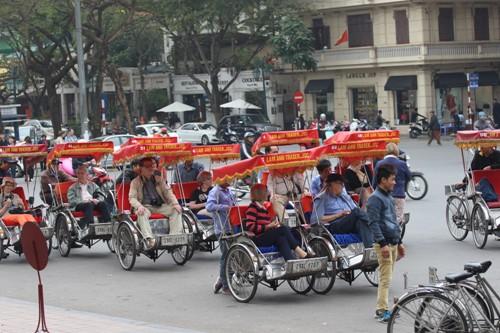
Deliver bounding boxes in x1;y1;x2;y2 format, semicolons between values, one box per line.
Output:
335;30;349;46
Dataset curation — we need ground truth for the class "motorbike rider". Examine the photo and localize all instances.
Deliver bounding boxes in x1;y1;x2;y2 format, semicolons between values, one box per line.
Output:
376;110;385;129
474;111;494;131
240;132;256;160
317;113;330;140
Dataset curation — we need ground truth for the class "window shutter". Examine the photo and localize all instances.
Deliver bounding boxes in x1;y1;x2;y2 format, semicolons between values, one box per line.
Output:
394;10;409;44
438;8;454;42
474;8;490;41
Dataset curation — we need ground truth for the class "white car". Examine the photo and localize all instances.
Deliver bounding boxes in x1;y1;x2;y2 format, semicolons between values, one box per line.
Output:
23;119;55;140
90;134;134;167
135;123;178;139
176;123;220;145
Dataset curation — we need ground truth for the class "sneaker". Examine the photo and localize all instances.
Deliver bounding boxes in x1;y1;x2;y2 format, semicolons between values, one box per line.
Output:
378;310;391;323
374;309;384;320
213;278;223;294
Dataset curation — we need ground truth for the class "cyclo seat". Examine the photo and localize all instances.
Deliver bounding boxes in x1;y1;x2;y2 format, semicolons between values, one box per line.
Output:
115;184;167;221
2;187;43;226
445;272;474;284
54;181;103;218
171;182;199;204
228;205;279;254
332;233;363;246
464;261;492;274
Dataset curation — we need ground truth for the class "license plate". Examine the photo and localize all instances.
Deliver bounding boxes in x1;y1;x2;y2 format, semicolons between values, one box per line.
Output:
94;225;112;235
287;216;297;228
290;258;322;274
160;234;188;246
368;250;378;261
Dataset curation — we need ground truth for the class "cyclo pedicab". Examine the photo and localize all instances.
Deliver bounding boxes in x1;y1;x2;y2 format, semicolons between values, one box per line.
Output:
304;139;393;294
112;139;195;270
0;144;53;261
445;130;500;249
48;142;116;257
171;144;241;256
211;150;329;302
324;129;410;238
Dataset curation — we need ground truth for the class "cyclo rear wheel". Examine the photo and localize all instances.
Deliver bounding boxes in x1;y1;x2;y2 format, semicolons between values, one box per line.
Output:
309;238;336;294
56;215;71;257
171;215;194;265
446;196;469;241
364;268;379;287
471;203;489;249
225;244;258;303
388;290;469;333
288;274;314;295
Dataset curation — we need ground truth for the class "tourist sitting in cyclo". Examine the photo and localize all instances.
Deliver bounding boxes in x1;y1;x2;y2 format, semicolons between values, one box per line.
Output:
344;159;373;207
206;181;236;294
311;173;374;248
187;171;213;218
116;159;140;184
68;165;112;228
266;147;307;222
40;158;75;205
0;177;36;228
129;157;183;249
471;145;500;171
244;184;309;260
174;159;205;183
311;159;332;197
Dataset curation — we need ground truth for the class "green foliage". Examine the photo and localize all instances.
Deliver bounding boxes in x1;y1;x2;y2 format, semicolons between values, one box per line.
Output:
144;89;168;117
271;15;317;71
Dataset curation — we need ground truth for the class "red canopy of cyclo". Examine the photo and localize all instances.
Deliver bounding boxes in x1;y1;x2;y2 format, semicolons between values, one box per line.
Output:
455;130;500;149
0;144;48;167
122;136;178;146
311;140;389;160
112;142;193;165
47;142;114;164
324;130;400;145
251;129;320;155
212;150;318;184
192;144;240;161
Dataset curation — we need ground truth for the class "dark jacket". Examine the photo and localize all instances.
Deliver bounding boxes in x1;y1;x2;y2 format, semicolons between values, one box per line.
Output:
493;102;500;125
344;167;373;192
471;150;500;171
373;156;411;198
429;115;440;130
366;188;400;246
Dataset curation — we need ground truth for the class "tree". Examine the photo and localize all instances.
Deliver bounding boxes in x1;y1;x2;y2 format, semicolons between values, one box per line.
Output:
146;0;313;123
0;0;89;136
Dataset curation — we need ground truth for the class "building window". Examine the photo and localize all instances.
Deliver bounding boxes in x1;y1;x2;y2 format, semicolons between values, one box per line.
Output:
394;10;409;44
351;87;377;123
315;93;328;116
347;14;374;48
311;18;331;50
474;8;490;41
438;8;454;42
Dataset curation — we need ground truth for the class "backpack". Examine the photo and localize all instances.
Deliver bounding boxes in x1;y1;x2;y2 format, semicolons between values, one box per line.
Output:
477;178;498;202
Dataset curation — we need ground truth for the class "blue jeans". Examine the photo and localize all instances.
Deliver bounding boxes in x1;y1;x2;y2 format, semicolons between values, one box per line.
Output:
252;226;299;261
326;208;374;248
218;237;229;288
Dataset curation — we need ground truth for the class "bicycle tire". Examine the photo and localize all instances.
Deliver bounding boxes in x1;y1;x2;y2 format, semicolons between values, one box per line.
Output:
388;290;469;333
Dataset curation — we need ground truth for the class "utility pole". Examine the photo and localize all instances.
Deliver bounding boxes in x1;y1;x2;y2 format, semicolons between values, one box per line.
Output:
74;0;89;139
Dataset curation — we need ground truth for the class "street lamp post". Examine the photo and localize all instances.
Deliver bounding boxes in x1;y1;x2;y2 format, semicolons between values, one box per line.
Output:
74;0;89;139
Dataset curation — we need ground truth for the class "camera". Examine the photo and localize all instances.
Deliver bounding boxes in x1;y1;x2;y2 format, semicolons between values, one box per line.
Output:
4;194;13;201
150;198;163;207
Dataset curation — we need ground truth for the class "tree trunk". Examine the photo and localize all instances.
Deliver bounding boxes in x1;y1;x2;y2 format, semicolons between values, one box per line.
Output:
138;62;146;120
90;55;105;138
46;81;62;137
210;74;224;124
107;65;133;134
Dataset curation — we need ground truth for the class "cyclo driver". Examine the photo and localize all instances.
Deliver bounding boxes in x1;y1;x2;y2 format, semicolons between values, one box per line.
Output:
129;157;183;249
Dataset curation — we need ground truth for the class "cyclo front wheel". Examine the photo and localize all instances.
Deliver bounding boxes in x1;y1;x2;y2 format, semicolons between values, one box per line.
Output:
388;290;469;333
309;238;336;294
446;196;469;241
225;244;258;303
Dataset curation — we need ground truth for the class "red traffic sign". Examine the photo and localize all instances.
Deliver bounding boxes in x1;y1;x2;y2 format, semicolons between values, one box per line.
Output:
293;91;304;105
21;222;49;271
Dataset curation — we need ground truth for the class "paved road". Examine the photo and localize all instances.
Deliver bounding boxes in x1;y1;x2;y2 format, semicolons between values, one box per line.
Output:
1;136;499;333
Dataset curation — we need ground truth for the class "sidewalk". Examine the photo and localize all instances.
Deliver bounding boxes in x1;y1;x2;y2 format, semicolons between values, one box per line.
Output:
0;297;204;333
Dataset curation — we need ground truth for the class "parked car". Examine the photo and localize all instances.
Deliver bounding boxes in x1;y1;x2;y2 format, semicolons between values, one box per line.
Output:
135;123;178;139
217;114;281;140
4;125;39;143
176;123;220;145
23;119;56;140
90;134;134;167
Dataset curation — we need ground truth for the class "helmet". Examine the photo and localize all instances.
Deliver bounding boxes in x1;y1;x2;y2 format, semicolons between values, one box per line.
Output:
478;111;486;119
320;113;326;120
160;127;168;133
244;132;255;139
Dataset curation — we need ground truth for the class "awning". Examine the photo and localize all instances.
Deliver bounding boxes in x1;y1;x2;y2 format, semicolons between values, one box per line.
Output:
384;76;417;91
434;73;467;89
478;71;500;86
305;79;334;94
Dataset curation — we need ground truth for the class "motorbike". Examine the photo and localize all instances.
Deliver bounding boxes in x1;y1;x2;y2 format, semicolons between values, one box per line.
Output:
217;125;239;144
409;114;430;139
399;152;428;200
349;118;372;131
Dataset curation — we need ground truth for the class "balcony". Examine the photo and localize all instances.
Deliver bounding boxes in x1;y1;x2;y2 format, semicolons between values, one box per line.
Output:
305;42;500;70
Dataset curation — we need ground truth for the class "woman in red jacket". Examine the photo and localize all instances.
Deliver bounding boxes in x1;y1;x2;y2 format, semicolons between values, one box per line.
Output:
244;183;309;260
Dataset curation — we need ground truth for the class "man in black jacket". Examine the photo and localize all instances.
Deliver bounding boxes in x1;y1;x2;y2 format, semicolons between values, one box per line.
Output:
427;111;441;145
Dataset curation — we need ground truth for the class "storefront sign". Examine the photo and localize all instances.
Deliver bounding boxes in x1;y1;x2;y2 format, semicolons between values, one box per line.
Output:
346;72;376;79
174;71;264;94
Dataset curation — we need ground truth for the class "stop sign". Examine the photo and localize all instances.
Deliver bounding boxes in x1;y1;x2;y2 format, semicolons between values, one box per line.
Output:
293;91;304;104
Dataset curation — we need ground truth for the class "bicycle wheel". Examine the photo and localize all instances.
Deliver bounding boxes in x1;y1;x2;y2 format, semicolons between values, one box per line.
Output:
406;174;428;200
309;238;336;294
364;268;379;287
445;196;469;241
388;290;469;333
225;245;258;303
171;216;194;265
288;275;314;295
471;204;489;249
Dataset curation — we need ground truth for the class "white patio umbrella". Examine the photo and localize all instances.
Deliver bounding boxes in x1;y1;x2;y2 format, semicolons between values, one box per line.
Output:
156;101;196;113
220;99;261;110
